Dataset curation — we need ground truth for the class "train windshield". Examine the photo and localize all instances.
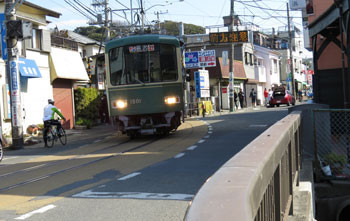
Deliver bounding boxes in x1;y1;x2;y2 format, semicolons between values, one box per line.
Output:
109;43;178;85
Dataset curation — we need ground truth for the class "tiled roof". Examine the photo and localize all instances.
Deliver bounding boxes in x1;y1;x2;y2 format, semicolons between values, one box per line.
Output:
218;58;247;79
67;31;102;45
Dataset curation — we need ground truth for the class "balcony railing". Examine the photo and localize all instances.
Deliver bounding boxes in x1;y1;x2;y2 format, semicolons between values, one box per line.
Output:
51;35;78;51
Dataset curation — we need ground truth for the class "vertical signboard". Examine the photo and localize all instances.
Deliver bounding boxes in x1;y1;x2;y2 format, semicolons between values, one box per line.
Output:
195;70;210;98
0;13;8;60
194;71;201;98
229;72;234;98
10;60;20;126
222;51;228;66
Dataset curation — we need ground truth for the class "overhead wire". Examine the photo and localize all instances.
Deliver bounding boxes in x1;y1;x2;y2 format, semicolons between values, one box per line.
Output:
64;0;95;21
73;0;97;17
215;0;226;25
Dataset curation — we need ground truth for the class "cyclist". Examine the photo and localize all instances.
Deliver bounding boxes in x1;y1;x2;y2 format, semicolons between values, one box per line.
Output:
43;99;66;147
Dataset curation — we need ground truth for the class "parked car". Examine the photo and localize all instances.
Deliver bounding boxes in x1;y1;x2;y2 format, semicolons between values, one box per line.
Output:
269;87;295;107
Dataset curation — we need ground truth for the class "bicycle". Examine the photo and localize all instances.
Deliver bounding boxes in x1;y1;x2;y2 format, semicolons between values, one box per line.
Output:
46;121;67;148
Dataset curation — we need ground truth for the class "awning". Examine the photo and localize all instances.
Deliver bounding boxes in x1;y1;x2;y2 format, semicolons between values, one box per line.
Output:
49;47;89;83
18;57;42;78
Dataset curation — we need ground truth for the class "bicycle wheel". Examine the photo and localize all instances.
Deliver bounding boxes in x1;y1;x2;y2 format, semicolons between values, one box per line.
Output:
46;130;55;148
0;143;3;162
58;128;67;145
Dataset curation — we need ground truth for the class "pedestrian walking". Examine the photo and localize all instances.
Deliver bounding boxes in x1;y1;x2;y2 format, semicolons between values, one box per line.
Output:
298;90;303;102
268;89;273;106
264;88;268;106
234;91;238;109
238;88;244;109
202;102;206;118
99;94;109;124
249;88;257;108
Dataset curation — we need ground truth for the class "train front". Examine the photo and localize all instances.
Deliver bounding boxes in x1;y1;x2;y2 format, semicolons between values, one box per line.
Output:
105;35;184;137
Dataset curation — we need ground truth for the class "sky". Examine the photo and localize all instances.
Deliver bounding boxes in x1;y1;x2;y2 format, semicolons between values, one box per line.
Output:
35;0;304;32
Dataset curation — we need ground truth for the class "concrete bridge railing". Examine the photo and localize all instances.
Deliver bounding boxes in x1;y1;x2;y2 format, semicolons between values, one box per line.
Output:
185;111;302;221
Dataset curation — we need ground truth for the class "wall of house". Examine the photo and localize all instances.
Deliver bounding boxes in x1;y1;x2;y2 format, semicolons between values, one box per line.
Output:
21;50;53;132
243;43;255;79
0;61;8;135
317;38;345;70
308;0;345;70
269;55;281;86
52;79;73;129
308;0;333;24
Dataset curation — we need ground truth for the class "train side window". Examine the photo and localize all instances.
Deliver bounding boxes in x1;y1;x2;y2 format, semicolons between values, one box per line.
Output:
109;47;126;85
160;45;177;81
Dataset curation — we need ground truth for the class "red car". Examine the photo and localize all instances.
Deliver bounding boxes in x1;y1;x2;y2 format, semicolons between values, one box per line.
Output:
269;88;295;107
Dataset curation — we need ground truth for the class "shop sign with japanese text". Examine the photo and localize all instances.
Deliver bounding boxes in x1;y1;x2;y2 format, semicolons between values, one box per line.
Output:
209;31;249;44
185;50;216;69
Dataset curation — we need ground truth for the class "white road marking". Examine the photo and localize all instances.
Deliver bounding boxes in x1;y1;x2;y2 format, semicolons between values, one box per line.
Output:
73;190;193;201
2;156;18;161
117;172;141;181
208;131;213;134
94;139;101;143
78;144;88;148
198;139;205;144
174;153;185;158
249;125;267;127
204;135;210;138
15;204;56;220
187;145;197;151
208;127;213;131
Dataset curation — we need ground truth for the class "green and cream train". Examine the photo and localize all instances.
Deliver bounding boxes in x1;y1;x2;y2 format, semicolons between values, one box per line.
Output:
105;34;184;137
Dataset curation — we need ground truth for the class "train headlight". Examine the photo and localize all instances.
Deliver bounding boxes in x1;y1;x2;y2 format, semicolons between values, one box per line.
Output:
165;96;180;105
113;100;127;109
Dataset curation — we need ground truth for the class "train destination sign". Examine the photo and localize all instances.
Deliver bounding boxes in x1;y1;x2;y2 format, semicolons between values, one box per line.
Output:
209;31;249;44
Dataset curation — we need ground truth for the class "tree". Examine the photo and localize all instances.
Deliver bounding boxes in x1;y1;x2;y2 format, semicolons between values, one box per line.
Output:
74;20;205;40
74;26;117;42
160;21;205;36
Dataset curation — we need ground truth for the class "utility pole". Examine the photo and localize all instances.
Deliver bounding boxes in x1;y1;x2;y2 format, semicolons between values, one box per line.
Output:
104;0;110;40
229;0;235;112
156;11;160;34
287;3;296;98
5;0;23;149
155;11;167;34
140;0;144;32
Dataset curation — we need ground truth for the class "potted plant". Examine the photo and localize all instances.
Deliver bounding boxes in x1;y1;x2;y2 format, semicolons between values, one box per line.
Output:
323;153;347;176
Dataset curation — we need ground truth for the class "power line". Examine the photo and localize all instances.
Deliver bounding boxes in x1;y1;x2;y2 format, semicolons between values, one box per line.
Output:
216;1;227;25
64;0;95;21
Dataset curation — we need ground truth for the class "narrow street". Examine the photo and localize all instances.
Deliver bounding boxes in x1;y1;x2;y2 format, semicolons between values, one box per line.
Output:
0;108;288;220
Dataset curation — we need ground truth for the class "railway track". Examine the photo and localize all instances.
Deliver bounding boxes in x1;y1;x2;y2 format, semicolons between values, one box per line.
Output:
0;119;205;216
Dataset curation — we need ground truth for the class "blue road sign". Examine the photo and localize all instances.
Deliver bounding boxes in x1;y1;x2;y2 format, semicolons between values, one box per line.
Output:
185;52;199;69
0;13;7;61
194;71;201;98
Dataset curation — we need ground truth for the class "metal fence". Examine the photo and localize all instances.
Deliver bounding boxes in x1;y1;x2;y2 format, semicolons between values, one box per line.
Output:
313;109;350;180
